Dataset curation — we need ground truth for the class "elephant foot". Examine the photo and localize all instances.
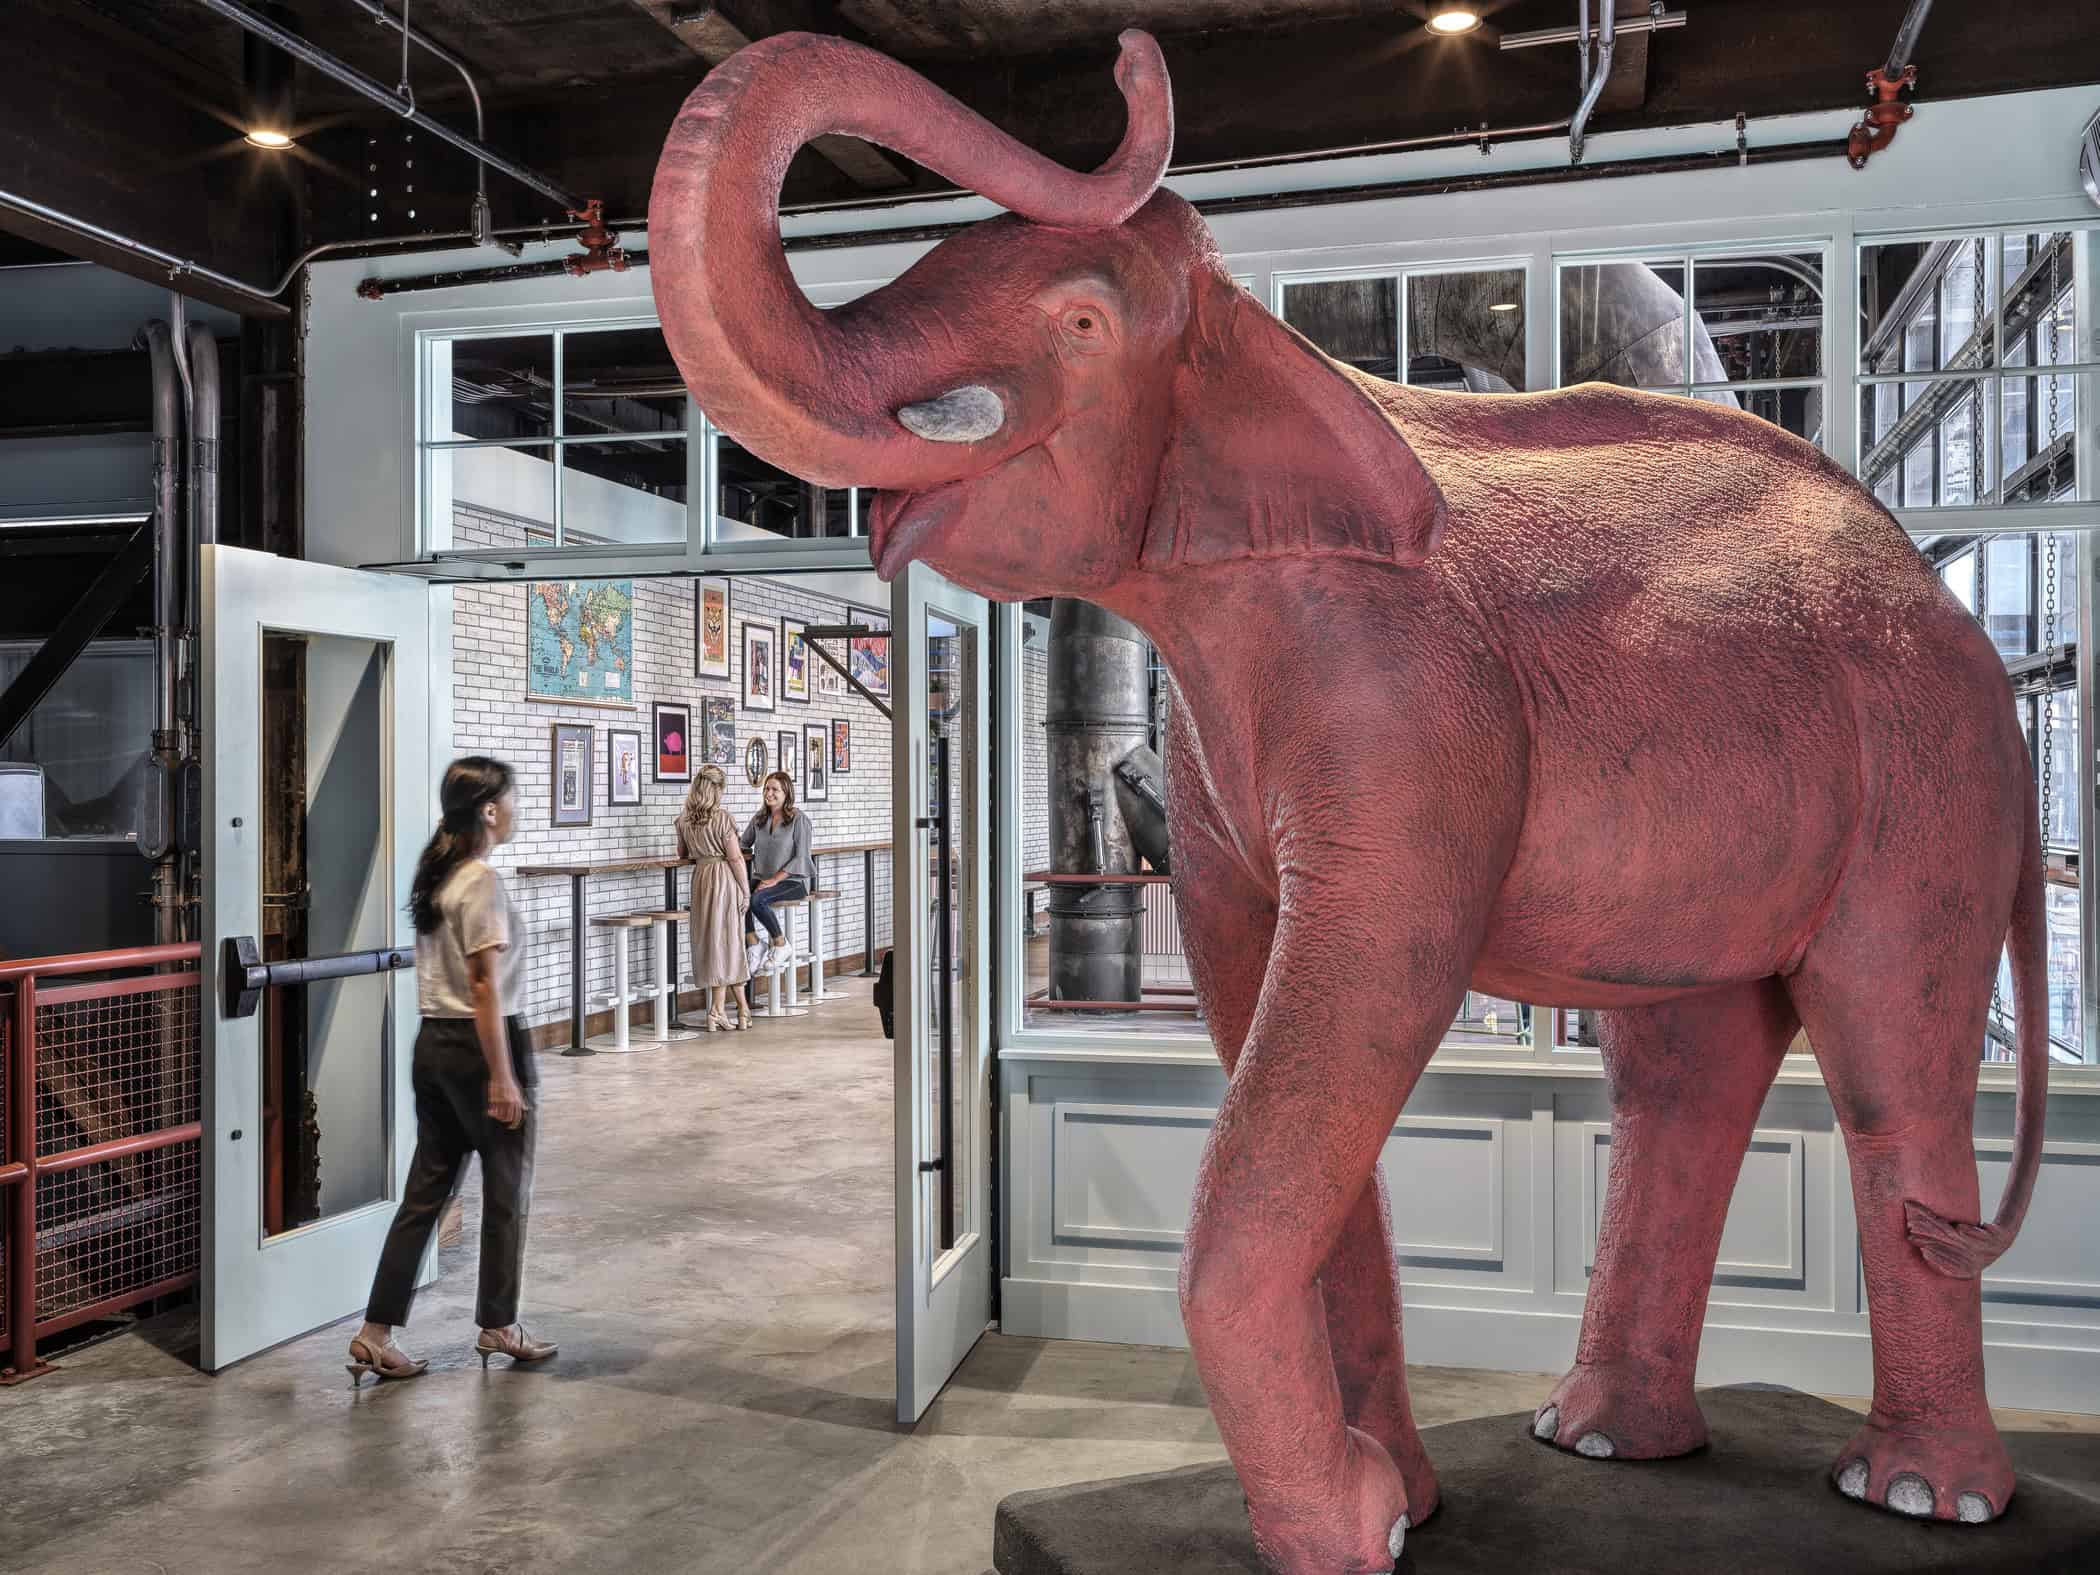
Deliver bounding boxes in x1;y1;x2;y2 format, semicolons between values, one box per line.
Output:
1247;1425;1413;1575
1531;1361;1708;1460
1831;1415;2013;1524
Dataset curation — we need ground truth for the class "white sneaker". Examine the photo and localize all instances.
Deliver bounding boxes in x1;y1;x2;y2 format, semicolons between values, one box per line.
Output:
745;940;770;977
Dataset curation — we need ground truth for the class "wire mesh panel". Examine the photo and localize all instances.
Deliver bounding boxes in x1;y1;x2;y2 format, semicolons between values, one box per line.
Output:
34;981;201;1156
30;973;202;1329
34;1140;202;1326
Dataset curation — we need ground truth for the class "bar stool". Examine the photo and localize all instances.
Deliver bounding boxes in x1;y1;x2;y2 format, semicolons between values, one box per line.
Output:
804;887;847;1001
748;900;809;1019
584;914;661;1053
634;909;703;1043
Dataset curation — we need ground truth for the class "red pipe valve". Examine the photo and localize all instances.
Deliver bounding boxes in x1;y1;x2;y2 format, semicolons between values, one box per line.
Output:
1846;65;1916;170
563;199;630;276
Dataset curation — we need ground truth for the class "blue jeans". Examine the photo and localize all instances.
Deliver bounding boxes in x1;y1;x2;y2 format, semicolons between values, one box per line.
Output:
747;876;808;942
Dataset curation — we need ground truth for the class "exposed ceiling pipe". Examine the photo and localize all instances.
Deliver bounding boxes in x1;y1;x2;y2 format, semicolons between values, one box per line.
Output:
342;0;520;254
139;321;184;878
1174;118;1575;174
183;0;584;212
1569;1;1620;166
1501;7;1686;50
1848;0;1935;168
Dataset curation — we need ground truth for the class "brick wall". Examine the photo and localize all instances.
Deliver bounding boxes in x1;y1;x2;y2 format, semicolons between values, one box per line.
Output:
451;504;894;1032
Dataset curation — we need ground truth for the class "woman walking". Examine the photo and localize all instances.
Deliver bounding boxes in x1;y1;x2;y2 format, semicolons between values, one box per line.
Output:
347;756;556;1384
677;763;754;1031
742;770;816;971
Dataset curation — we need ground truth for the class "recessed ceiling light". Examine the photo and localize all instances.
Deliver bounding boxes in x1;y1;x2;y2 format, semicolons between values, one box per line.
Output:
1427;7;1482;35
244;128;295;149
1489;301;1519;312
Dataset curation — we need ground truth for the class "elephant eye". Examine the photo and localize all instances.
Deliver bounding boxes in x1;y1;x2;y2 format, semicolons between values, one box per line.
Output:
1059;305;1111;351
1074;315;1094;331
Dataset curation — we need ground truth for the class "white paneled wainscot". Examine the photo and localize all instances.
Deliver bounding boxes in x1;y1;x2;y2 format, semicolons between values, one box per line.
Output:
1001;1056;2100;1414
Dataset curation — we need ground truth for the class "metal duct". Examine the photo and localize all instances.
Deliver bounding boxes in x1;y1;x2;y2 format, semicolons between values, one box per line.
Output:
1113;746;1171;877
186;321;221;553
1044;599;1151;1008
139;322;184;927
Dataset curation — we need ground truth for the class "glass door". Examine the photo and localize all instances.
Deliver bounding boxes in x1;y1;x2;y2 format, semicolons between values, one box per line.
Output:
200;546;432;1369
892;562;992;1422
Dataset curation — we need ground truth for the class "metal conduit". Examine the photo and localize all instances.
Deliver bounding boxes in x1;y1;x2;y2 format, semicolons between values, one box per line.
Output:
343;0;518;252
184;0;582;212
1569;0;1619;166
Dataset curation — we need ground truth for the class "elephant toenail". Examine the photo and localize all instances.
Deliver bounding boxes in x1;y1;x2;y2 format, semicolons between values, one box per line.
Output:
1532;1405;1559;1440
1388;1515;1409;1559
1576;1431;1616;1459
1956;1492;1994;1523
1836;1460;1869;1499
1886;1473;1936;1518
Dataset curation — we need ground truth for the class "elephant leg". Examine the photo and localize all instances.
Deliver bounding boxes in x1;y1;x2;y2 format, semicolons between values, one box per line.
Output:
1179;931;1477;1575
1536;980;1795;1460
1786;881;2014;1524
1321;1166;1439;1523
1175;827;1439;1528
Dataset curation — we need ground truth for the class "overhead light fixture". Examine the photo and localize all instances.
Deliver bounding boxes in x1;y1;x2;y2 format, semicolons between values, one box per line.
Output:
242;4;298;150
1427;7;1482;35
1488;301;1519;312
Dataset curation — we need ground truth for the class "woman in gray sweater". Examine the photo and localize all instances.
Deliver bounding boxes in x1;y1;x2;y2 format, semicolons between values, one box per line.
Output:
742;769;815;965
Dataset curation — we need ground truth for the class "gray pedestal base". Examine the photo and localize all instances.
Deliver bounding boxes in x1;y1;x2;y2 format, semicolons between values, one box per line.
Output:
992;1385;2100;1574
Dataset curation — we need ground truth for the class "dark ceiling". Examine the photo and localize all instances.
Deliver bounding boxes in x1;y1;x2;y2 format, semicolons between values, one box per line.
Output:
4;1;2099;302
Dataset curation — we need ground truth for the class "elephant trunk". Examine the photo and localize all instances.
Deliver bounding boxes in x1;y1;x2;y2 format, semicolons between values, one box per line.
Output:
649;30;1173;490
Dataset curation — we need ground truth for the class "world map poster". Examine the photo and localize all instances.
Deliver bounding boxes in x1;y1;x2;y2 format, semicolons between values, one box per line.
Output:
528;580;635;705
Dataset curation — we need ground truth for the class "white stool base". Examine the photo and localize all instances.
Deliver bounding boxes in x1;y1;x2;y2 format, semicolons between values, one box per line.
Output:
582;1030;660;1053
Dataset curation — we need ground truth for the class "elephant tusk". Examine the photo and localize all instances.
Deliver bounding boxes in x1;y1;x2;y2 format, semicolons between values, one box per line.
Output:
896;384;1006;443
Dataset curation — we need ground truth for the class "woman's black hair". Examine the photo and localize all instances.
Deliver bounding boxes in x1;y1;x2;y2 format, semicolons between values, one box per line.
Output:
409;756;514;934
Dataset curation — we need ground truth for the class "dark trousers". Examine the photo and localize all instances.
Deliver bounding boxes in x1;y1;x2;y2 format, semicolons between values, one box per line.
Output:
366;1015;537;1330
746;876;808;941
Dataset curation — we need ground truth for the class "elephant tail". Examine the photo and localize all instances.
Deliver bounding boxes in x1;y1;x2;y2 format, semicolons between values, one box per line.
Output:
1904;802;2049;1279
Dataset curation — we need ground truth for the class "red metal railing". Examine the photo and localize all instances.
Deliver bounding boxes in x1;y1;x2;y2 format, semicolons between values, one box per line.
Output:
1;943;201;1383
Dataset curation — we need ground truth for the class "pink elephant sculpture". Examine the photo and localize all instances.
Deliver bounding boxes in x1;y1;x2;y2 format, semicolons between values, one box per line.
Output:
650;32;2047;1573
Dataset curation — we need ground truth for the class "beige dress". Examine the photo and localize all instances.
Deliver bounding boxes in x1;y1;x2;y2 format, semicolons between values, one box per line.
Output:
680;808;750;987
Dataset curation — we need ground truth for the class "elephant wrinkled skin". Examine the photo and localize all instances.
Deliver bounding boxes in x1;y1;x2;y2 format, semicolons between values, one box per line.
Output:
650;31;2047;1574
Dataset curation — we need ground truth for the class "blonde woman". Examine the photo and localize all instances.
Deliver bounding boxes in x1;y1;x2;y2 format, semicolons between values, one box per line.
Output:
678;763;754;1031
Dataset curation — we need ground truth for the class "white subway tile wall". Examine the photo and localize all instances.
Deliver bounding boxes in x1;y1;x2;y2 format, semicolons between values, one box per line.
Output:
451;504;894;1031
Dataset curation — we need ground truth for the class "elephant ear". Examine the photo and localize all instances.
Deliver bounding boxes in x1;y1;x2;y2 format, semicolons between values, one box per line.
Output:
1140;279;1448;571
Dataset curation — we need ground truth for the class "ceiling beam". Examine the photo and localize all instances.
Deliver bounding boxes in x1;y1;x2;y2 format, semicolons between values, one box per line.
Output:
629;3;911;191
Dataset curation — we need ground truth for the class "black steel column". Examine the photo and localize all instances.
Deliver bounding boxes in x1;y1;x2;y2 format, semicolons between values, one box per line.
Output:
562;874;593;1057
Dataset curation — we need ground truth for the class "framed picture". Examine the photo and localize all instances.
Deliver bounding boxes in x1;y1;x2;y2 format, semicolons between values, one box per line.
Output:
849;630;891;700
776;728;798;785
744;736;767;785
527;580;635;707
742;621;777;712
551;723;594;826
814;633;848;698
831;718;851;774
607;727;642;806
694;576;732;679
652;701;692;783
780;616;811;703
803;721;830;802
703;694;737;768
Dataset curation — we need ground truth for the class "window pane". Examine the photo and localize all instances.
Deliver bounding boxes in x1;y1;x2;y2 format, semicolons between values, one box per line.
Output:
2043;686;2079;850
560;439;688;546
560;326;688;435
0;640;152;839
1560;262;1701;387
1938;238;1985;367
1982;536;2033;660
1281;276;1398;380
713;433;851;540
427;333;555;442
1405;268;1525;391
1859;238;1965;375
1447;993;1536;1049
1998;374;2083;504
1937;548;1976;613
1903;440;1935;509
438;444;555;549
1936;390;1986;506
1692;252;1824;381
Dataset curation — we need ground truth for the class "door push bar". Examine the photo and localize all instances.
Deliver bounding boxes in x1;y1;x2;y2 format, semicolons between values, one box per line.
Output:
221;936;415;1020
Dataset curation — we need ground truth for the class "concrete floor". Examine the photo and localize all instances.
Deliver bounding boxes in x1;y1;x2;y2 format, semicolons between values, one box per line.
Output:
5;976;2095;1574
